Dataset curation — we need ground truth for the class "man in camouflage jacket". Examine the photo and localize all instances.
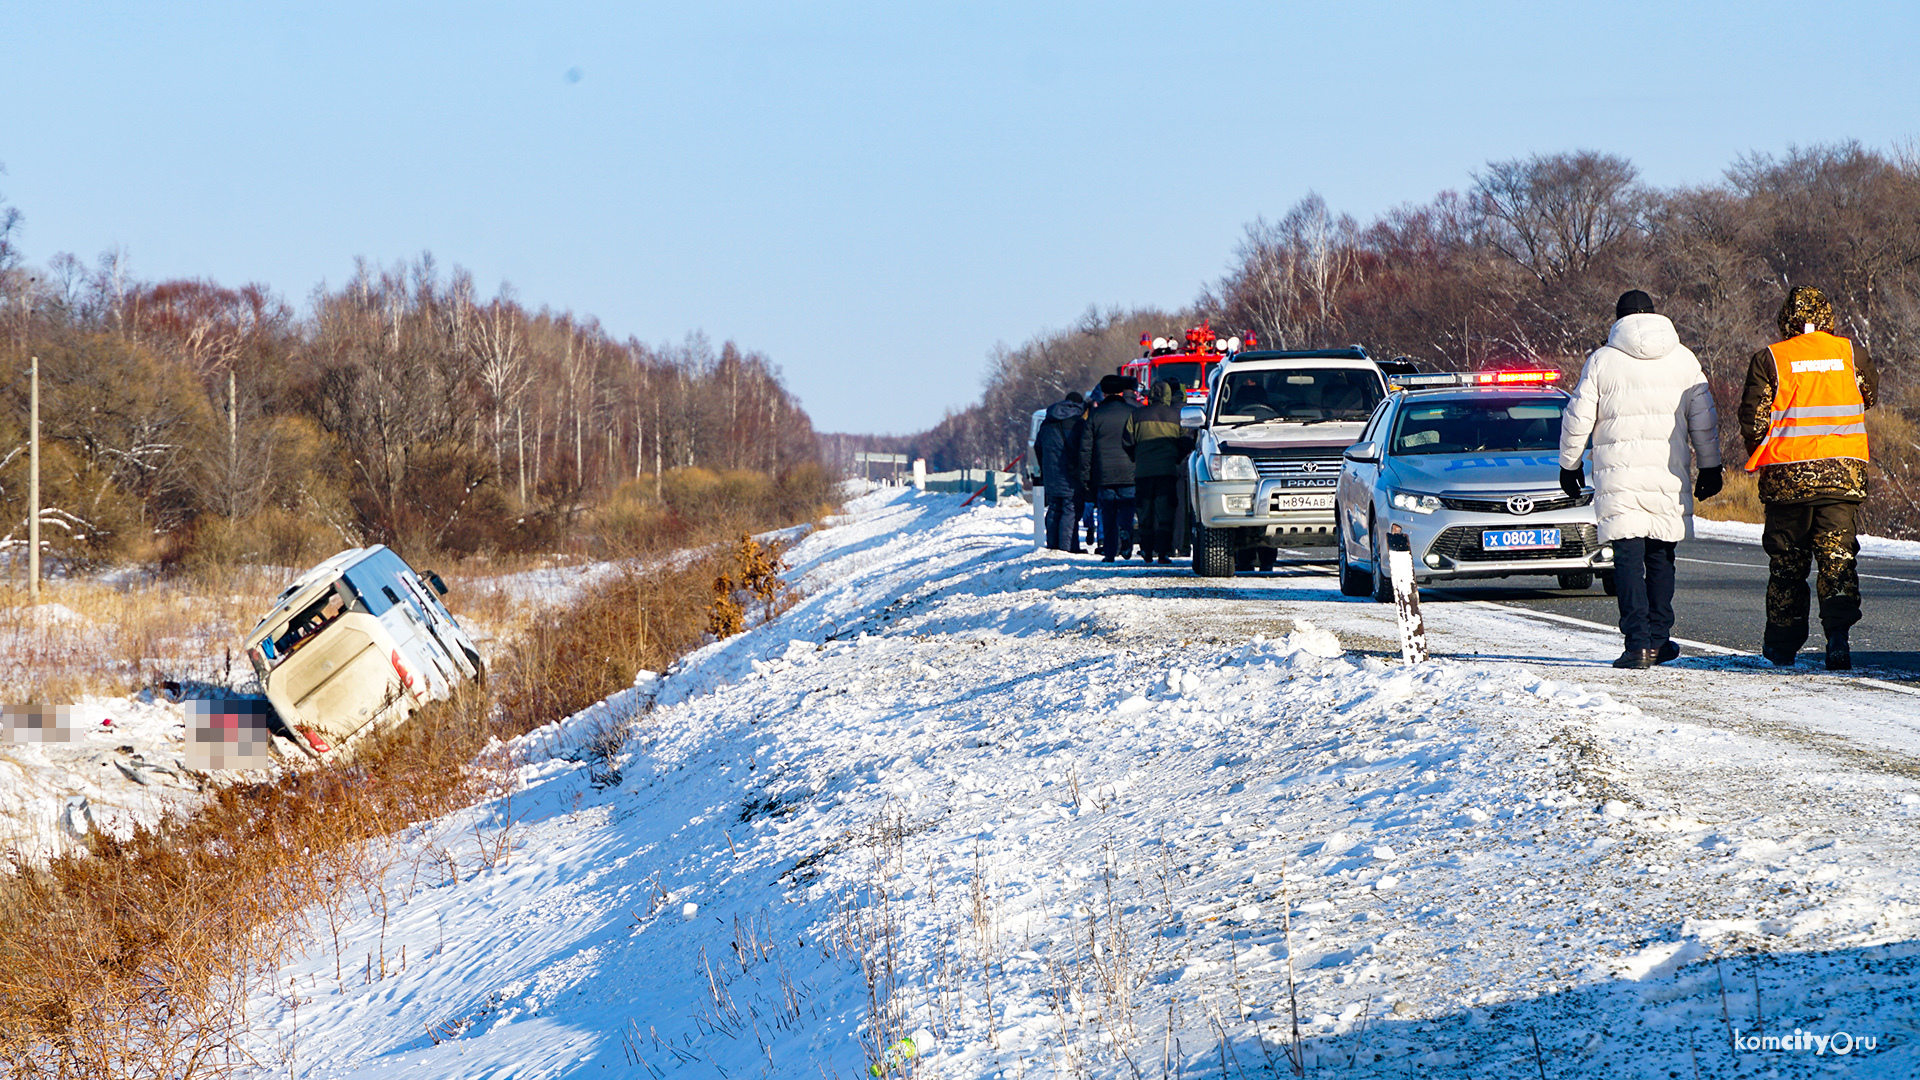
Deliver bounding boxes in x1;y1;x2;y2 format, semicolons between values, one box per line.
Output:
1123;380;1195;565
1738;286;1879;669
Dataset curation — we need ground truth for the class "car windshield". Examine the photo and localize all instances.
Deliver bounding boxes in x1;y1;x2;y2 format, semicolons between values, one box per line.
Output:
1216;368;1382;424
1390;396;1565;455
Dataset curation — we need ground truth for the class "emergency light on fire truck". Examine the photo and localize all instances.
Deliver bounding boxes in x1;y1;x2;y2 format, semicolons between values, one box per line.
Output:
1137;318;1256;358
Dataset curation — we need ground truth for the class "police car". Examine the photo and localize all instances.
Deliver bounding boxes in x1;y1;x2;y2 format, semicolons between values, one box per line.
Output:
1332;370;1616;601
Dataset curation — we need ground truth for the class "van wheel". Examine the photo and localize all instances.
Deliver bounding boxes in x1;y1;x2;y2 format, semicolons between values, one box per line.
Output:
1558;572;1595;591
1600;572;1617;596
1193;526;1236;578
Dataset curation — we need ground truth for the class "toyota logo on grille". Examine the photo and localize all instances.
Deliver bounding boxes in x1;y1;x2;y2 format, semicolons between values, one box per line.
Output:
1506;494;1535;515
1302;461;1321;473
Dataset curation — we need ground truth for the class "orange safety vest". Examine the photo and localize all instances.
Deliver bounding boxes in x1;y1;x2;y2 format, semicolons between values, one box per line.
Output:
1744;331;1869;471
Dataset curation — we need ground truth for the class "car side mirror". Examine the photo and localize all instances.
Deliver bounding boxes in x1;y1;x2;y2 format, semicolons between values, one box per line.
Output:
1179;406;1205;429
422;571;449;596
1343;441;1380;464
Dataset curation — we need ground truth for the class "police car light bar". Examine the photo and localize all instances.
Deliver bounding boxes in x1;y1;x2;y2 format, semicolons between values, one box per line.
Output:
1389;369;1562;390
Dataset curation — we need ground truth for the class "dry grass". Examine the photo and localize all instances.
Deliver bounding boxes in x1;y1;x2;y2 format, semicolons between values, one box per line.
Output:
494;533;797;739
0;689;495;1077
0;569;283;702
0;501;822;1076
1704;470;1767;525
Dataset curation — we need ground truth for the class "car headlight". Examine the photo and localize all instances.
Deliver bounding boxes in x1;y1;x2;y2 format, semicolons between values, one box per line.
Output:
1388;490;1442;515
1208;454;1259;481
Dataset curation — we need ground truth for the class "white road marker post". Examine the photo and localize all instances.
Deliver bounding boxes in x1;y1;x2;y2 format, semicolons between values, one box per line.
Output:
1386;527;1428;664
1032;484;1046;549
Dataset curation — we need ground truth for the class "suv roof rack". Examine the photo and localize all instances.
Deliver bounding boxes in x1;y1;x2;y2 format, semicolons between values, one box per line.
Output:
1225;346;1371;363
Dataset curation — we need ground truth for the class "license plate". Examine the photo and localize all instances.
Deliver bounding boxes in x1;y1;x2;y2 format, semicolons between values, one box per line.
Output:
1481;527;1561;551
1269;494;1335;511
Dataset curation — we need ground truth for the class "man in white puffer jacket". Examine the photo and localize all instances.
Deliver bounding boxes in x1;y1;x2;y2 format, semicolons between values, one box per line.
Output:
1558;290;1723;669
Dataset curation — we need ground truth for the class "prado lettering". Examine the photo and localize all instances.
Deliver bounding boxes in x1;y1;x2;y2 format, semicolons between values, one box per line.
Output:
1732;1028;1876;1055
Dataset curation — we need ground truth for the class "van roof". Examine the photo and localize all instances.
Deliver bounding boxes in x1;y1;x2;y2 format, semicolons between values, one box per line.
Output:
242;546;380;649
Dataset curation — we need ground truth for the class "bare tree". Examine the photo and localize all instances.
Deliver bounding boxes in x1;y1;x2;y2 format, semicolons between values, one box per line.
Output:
1473;151;1643;285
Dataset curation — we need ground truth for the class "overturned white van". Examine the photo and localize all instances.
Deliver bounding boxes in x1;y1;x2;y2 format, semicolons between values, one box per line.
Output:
241;546;484;758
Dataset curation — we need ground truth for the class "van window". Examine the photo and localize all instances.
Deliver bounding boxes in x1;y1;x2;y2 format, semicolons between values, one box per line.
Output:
261;582;355;667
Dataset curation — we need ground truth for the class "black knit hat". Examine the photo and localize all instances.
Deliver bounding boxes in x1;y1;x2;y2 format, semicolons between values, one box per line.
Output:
1065;391;1084;405
1099;374;1135;395
1615;290;1656;318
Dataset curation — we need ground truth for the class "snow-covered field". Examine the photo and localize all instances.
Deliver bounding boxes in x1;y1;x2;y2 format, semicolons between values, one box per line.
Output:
232;489;1919;1078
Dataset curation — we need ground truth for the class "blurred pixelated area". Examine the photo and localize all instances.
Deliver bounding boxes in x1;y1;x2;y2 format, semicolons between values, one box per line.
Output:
2;703;74;744
185;698;275;771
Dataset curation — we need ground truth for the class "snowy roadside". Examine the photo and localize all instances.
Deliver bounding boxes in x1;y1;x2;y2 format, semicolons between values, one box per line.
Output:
1694;516;1920;561
244;489;1920;1078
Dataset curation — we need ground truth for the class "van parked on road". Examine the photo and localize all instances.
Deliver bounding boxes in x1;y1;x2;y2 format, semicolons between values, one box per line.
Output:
241;546;483;758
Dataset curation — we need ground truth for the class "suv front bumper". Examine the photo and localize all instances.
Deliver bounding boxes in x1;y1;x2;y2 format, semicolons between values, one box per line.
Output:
1193;478;1339;545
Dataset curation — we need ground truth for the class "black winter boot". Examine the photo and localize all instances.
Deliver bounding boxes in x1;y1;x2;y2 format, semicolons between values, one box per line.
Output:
1612;648;1657;669
1826;630;1852;671
1762;623;1805;667
1653;641;1680;665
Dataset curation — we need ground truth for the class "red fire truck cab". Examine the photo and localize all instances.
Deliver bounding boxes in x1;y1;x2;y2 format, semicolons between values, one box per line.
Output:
1120;319;1254;405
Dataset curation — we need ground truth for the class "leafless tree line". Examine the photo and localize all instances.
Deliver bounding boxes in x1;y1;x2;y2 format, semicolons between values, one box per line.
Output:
892;142;1920;535
0;235;824;561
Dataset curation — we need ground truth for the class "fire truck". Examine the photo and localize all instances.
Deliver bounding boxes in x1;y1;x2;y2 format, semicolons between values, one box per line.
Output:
1120;319;1254;405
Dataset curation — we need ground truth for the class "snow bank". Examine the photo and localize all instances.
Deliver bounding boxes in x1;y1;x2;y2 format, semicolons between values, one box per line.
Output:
243;489;1920;1078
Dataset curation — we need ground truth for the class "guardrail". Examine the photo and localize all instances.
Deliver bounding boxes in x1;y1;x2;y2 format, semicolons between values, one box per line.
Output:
922;469;1022;504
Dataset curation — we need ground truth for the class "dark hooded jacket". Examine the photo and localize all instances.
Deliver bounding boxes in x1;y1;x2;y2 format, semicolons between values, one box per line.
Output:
1123;381;1194;478
1032;398;1085;494
1079;394;1137;489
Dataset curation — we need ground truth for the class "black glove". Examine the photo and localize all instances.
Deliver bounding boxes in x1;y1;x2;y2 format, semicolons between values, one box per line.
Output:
1694;465;1723;500
1559;465;1584;501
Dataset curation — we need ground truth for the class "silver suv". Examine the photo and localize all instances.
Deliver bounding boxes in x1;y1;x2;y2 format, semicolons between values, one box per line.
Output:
1184;348;1390;576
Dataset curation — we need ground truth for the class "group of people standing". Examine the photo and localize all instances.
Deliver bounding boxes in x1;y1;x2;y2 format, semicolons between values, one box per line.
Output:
1031;374;1196;564
1559;286;1877;670
1029;285;1876;674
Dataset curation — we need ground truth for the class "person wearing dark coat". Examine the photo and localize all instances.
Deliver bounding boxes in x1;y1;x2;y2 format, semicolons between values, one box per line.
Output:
1032;392;1086;551
1079;374;1138;561
1124;380;1194;564
1073;390;1099;548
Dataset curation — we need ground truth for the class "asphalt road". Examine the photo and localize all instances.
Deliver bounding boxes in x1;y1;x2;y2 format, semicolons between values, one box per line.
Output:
1265;535;1920;678
1419;536;1920;678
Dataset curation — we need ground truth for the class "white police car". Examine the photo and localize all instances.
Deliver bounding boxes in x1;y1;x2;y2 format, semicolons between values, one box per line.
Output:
1332;371;1616;601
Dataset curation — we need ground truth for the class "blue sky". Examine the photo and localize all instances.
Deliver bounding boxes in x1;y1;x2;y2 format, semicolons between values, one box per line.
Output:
3;1;1916;433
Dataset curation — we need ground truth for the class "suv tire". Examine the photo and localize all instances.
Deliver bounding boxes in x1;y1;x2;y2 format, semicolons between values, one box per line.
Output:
1557;572;1595;591
1599;571;1617;596
1337;530;1371;597
1194;525;1236;578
